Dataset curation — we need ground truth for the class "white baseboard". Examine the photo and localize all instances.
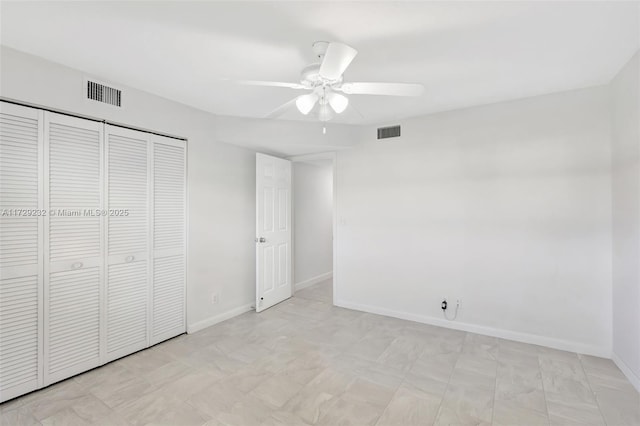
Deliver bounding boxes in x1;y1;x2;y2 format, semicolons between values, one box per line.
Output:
335;299;610;358
612;352;640;392
187;303;254;334
295;272;332;292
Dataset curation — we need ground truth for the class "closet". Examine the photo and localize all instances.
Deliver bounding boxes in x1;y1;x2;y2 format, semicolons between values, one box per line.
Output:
0;102;186;403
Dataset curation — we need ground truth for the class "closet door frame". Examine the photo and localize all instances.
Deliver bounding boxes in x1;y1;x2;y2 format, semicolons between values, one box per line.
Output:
43;112;105;386
0;102;44;402
149;135;187;345
104;125;151;362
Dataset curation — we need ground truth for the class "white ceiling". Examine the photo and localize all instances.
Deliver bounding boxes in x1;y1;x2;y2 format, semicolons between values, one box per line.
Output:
1;1;638;125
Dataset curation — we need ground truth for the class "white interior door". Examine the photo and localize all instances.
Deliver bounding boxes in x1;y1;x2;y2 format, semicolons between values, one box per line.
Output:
0;102;44;402
150;136;186;344
44;112;104;385
256;153;292;312
104;125;149;361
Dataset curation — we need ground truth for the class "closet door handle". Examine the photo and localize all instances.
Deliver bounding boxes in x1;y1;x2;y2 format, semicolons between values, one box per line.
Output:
71;262;83;270
125;255;135;263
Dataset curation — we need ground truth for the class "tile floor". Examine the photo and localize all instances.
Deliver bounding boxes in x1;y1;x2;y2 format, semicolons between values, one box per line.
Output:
1;279;639;425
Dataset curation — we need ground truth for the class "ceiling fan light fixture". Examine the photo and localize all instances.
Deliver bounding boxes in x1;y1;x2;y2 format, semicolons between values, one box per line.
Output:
296;93;318;115
318;104;334;122
328;92;349;114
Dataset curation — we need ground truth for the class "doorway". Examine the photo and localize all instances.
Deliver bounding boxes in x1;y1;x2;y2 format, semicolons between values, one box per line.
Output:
290;153;336;304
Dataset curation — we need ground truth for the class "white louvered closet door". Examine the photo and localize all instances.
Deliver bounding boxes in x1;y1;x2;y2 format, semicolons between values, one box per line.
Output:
151;136;186;345
105;125;149;362
0;103;43;403
44;112;104;385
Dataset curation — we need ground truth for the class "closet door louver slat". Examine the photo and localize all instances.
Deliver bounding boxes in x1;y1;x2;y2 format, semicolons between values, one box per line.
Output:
105;126;149;361
44;112;103;386
0;103;43;403
151;138;186;344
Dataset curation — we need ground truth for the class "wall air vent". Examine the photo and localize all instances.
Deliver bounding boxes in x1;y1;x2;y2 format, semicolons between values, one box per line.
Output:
86;80;122;107
377;125;401;140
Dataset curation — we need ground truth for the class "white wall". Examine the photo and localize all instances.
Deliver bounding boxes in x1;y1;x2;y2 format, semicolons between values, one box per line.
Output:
611;51;640;389
336;86;613;356
293;161;333;288
0;46;353;331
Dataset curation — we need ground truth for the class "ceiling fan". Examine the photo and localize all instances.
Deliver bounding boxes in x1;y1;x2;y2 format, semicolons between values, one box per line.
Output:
236;41;424;121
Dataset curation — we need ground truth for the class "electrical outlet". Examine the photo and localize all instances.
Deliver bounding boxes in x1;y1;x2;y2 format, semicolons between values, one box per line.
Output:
211;293;219;305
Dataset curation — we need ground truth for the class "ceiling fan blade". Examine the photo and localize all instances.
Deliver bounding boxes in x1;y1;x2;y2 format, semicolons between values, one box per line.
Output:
318;42;358;81
265;96;299;119
234;80;307;90
338;82;424;96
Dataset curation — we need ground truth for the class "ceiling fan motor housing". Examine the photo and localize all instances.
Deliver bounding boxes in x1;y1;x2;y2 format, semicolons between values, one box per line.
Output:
300;63;322;84
300;63;343;86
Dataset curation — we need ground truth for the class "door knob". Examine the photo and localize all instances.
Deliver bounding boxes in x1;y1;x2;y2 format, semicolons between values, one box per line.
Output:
257;237;266;243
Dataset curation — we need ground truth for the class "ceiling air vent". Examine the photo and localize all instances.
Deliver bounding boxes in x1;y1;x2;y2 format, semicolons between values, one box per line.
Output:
86;80;122;107
377;125;401;140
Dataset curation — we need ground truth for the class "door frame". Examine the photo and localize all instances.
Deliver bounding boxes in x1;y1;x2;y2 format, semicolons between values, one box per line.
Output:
287;152;337;305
